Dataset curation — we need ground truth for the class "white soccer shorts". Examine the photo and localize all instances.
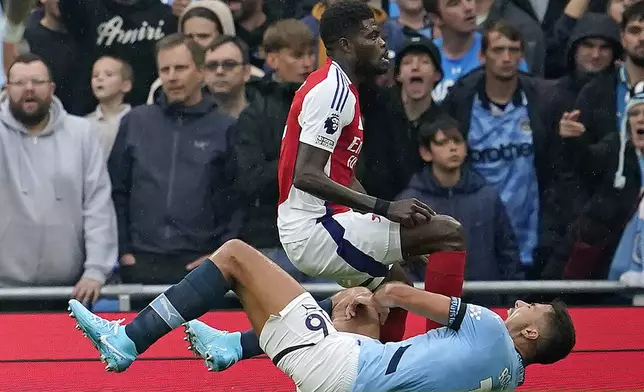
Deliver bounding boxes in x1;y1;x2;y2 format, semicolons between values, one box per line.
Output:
259;292;360;392
283;210;403;290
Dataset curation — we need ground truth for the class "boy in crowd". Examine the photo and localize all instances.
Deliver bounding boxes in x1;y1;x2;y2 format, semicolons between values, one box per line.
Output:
86;56;133;159
397;115;523;291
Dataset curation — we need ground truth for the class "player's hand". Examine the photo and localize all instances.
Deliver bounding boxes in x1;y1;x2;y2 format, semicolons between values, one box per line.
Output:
559;110;585;138
386;198;435;228
120;253;136;266
345;291;389;326
72;277;102;305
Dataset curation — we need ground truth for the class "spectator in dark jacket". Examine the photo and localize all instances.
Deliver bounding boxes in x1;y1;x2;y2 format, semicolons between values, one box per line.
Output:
442;21;558;275
538;13;622;279
108;34;238;284
360;36;443;201
232;19;315;280
396;114;522;288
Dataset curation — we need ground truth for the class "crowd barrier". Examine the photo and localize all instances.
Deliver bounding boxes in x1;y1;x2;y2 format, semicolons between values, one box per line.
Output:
0;307;642;391
1;280;642;311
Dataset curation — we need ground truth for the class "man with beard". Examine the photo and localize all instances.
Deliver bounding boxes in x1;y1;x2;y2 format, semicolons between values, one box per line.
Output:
442;21;553;277
551;2;644;284
0;53;118;308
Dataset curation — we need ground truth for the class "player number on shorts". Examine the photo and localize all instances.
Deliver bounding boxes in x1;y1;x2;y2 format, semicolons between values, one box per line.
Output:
305;314;329;337
468;377;493;392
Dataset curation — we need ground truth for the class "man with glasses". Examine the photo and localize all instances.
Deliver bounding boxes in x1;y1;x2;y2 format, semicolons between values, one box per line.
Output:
203;35;252;118
108;33;240;287
0;53;117;309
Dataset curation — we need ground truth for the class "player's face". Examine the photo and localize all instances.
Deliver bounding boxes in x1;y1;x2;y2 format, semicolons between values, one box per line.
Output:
506;300;553;335
353;19;389;75
628;103;644;150
480;32;523;82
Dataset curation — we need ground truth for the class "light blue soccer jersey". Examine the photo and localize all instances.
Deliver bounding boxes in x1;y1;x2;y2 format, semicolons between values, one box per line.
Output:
432;32;528;103
351;298;525;392
468;90;539;266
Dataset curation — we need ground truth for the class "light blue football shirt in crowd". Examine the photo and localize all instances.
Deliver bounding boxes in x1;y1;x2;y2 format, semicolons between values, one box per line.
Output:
351;297;525;392
467;89;539;266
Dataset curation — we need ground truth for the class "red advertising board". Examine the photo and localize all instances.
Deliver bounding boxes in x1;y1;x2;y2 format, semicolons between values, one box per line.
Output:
0;308;642;391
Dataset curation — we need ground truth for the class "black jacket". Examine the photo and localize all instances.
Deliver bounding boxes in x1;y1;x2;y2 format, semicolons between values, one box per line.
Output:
232;79;300;249
358;84;444;201
108;93;239;257
59;0;177;114
442;68;562;273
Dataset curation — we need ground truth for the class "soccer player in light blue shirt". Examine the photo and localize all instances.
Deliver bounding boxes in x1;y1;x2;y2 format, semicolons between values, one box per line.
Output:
68;238;575;392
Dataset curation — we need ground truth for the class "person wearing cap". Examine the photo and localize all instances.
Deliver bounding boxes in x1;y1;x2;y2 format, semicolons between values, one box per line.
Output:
395;114;523;303
359;35;444;201
442;21;555;277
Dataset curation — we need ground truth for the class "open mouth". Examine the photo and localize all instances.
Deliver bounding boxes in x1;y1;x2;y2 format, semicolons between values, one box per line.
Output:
409;76;424;85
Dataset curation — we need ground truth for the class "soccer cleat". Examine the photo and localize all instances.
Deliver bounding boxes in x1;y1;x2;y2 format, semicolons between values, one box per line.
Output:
183;320;242;372
68;299;138;373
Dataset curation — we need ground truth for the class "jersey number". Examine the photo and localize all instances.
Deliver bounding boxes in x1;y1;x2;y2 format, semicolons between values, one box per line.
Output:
305;313;329;337
384;345;411;375
469;377;493;392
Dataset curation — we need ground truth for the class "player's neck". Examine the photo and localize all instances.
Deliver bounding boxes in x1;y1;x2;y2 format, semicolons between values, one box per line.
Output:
431;165;460;188
331;56;360;86
484;74;518;106
439;29;475;60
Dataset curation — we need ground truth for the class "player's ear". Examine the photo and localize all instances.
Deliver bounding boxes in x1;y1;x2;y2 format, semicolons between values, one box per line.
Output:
521;327;539;341
338;37;352;54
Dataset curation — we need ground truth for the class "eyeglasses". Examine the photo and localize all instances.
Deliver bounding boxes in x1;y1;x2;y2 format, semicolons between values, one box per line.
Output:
204;60;245;72
7;79;51;88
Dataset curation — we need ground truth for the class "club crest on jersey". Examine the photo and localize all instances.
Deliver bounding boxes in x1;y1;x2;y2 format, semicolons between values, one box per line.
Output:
520;118;532;134
325;112;341;134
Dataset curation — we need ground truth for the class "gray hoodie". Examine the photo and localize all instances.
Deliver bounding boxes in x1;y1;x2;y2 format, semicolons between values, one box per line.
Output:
0;95;117;286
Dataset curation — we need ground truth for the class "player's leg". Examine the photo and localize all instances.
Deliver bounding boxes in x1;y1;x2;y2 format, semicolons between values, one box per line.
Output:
68;239;307;372
398;214;467;330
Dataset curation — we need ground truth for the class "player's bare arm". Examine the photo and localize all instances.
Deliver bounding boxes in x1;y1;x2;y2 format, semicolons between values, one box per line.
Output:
373;282;451;326
349;174;367;194
294;143;435;227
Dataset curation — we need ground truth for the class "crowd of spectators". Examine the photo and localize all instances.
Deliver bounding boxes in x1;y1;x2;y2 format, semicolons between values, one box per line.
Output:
0;0;642;309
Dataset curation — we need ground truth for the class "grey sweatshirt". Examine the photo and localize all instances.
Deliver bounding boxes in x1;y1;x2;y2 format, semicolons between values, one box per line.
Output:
0;95;117;286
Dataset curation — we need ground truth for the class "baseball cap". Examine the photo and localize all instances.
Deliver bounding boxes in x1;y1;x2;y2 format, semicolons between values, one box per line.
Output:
394;36;443;81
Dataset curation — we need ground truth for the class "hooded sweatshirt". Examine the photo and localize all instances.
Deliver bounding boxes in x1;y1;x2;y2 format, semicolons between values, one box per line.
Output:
0;95;118;286
397;165;522;281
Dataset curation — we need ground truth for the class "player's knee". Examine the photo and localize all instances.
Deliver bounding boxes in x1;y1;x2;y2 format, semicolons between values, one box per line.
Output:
210;239;250;273
432;215;465;251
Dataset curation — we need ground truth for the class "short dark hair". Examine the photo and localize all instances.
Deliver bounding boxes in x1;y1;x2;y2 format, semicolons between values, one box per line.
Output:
181;7;223;35
418;114;462;147
422;0;439;15
622;1;644;30
320;0;374;49
481;20;524;54
205;35;250;65
8;52;51;80
533;299;576;365
155;32;205;68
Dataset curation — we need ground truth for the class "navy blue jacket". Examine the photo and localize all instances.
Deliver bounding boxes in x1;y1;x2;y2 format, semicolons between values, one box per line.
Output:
108;93;240;257
397;165;523;281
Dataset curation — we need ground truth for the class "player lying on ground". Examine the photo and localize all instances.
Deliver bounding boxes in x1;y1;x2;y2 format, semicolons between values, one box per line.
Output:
274;0;467;346
68;240;575;392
